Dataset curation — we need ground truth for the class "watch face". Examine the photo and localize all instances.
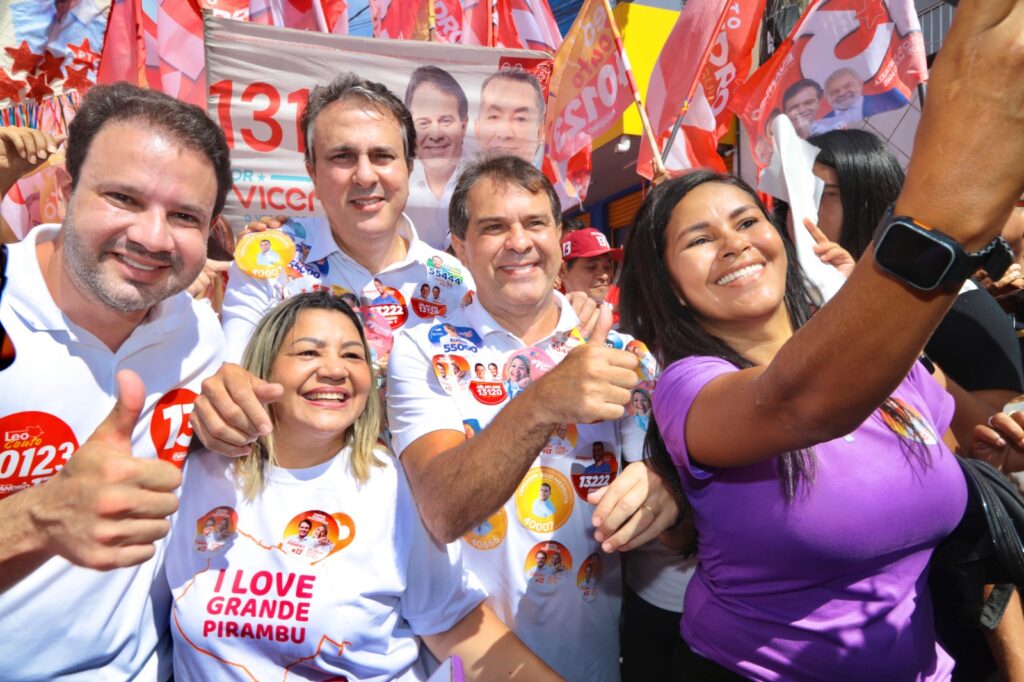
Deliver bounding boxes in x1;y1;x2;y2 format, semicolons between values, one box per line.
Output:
875;222;956;290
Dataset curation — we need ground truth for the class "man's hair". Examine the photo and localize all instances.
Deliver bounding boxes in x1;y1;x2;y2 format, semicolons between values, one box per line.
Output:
299;519;312;528
67;83;232;217
301;73;416;168
480;69;546;118
540;482;551;491
782;78;823;108
449;155;560;239
404;65;468;121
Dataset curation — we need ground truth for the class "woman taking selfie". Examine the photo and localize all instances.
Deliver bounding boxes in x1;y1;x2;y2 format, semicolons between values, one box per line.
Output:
165;291;556;680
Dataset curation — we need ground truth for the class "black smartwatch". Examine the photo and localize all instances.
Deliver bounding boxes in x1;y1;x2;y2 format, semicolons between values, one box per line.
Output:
872;210;1014;292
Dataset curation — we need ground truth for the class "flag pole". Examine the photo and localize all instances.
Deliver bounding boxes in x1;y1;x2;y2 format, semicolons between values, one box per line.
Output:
597;0;666;177
428;0;437;41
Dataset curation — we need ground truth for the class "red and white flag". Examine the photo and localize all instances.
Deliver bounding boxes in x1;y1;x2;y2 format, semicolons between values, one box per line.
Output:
731;0;928;168
369;0;430;39
509;0;562;53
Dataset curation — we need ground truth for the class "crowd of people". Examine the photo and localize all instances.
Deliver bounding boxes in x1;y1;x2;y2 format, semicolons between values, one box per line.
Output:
1;0;1023;679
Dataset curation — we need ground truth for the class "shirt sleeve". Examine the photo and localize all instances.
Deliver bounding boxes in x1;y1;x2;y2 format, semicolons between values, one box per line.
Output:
386;329;467;457
397;469;487;636
650;356;739;481
220;262;276;364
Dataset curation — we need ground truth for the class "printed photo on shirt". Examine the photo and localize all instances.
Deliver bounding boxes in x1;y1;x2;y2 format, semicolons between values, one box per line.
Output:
542;422;578;456
571;441;619;501
234;230;296;280
411;281;449;319
625;339;658;383
360;279;408;329
193;506;238;555
576;553;603;602
281;510;354;562
525;541;572;587
628;386;653;432
515;467;573;534
879;398;939;445
464;508;508;551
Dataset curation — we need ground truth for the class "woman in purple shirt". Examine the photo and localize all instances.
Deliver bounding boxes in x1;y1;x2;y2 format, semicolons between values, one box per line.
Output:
613;117;1024;679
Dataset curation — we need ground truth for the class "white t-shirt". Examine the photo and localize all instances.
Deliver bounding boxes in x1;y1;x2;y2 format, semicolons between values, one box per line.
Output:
167;446;486;681
387;293;652;681
0;223;225;680
220;215;473;366
404;161;461;251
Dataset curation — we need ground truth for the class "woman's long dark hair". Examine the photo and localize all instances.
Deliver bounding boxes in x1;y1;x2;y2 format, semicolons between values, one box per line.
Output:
619;170;927;501
807;129;904;259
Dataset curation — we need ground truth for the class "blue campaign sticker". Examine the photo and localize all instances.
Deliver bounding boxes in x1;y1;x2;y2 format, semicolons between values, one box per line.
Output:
428;323;483;349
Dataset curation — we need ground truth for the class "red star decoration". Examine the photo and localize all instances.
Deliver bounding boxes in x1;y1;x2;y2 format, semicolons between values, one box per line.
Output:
0;68;26;103
37;50;65;84
61;64;93;96
68;38;100;71
855;2;890;36
24;72;54;104
4;41;43;75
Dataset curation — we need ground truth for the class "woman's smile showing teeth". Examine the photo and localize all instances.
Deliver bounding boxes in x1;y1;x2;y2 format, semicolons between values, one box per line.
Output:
716;263;764;286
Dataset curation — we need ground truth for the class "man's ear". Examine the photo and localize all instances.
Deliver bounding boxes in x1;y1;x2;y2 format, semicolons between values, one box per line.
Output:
56;166;72;204
305;160;315;183
450;234;470;266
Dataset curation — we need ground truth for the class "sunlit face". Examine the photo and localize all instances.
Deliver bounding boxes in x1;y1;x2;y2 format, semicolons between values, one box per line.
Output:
509;356;529;381
451;178;560;317
783;86;820;137
297;520;311;538
539;483;551;501
813;162;843;243
664;182;789;336
61;121;215;313
270;309;371;454
410;83;466;164
535;551;547;567
476;79;544;162
314;525;328;539
306;100;410;248
825;72;862;112
474;364;486;379
560;253;616;304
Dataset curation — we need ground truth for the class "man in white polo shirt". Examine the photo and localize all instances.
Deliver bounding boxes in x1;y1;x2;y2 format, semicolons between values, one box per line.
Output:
201;74;472;454
386;156;681;680
0;83;230;679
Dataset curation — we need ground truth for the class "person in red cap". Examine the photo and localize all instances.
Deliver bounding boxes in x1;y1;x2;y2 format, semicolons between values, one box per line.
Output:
559;227;623;308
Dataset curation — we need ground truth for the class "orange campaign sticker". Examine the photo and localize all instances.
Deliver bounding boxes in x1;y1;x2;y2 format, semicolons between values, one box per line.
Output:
464;508;508;551
0;411;79;499
234;230;297;280
194;506;238;555
524;541;573;587
577;553;603;602
150;388;198;468
431;354;470;395
570;441;619;501
362;283;409;330
280;510;355;564
514;467;574;534
542;423;578;456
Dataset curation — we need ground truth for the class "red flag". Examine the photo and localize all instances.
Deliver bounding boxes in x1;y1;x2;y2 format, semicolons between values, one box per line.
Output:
636;0;737;180
460;0;492;45
98;0;147;88
432;0;465;43
493;0;524;48
731;0;927;167
370;0;430;39
509;0;562;53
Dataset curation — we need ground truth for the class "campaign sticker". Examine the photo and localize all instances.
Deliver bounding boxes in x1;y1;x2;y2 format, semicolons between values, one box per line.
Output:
469;381;507;406
547;328;586;359
362;306;395;367
463;419;483;439
502;353;535;400
432;354;471;395
234;230;296;280
543;423;578;456
515;467;573;534
0;411;79;499
362;280;408;329
426;255;466;286
629;385;653;432
570;441;619;501
577;553;603;602
879;398;939;445
281;510;354;563
411;282;448;318
428;323;483;349
625;339;657;383
194;506;237;555
525;541;572;587
464;508;508;551
150;388;198;468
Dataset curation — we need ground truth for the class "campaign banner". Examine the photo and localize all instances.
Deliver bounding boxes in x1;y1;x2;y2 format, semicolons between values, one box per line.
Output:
731;0;927;167
545;0;633;163
204;15;552;247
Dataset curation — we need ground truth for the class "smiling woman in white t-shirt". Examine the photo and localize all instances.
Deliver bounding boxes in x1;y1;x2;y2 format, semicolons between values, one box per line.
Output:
166;291;557;681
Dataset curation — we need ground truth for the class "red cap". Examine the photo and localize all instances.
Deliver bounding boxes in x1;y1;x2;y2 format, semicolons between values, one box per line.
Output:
561;228;623;261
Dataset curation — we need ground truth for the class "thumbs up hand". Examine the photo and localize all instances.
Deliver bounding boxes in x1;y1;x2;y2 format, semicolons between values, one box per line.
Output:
32;370;182;570
527;303;640;425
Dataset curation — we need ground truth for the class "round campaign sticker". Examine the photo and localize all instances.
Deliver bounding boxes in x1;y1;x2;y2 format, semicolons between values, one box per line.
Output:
547;328;586;360
281;510;355;563
577;553;603;602
0;411;79;499
469;380;507;406
524;541;573;587
515;467;574;534
543;423;578;456
464;508;508;551
194;506;238;555
150;388;198;468
362;281;409;329
432;354;470;395
234;230;296;280
570;441;619;501
625;339;657;383
411;281;448;319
